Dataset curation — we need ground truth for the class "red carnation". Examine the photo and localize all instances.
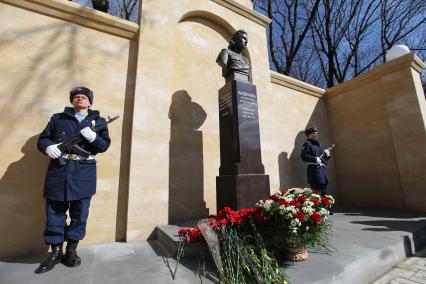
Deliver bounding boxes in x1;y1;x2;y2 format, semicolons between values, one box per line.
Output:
178;227;202;244
253;208;266;222
290;199;301;207
224;207;234;214
321;197;331;206
311;212;321;223
298;195;307;203
294;211;306;222
278;199;289;206
311;198;321;206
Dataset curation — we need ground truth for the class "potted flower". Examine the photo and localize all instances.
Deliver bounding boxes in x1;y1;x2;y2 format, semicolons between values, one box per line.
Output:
256;188;335;261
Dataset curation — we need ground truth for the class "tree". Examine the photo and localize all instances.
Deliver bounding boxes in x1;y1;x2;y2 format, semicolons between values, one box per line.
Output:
109;0;139;21
70;0;139;22
253;0;321;76
254;0;426;88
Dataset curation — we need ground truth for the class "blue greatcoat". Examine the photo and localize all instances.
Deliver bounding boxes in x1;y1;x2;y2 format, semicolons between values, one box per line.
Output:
37;107;111;201
300;139;330;187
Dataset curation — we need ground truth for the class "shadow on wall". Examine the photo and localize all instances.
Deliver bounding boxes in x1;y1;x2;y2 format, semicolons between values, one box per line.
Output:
168;90;209;223
278;99;334;192
278;130;308;190
0;135;49;260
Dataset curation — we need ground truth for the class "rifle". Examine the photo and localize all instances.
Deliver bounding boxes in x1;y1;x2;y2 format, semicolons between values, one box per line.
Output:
57;115;119;166
319;144;335;165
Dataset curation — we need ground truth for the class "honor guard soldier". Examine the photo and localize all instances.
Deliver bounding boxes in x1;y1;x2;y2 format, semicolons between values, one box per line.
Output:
301;127;334;197
35;87;111;274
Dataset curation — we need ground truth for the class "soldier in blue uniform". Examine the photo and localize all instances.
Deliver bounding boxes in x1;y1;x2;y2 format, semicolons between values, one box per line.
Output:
301;127;332;197
35;87;111;274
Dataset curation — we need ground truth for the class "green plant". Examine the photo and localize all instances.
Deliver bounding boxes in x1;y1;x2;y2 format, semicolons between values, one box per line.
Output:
163;236;185;280
217;220;289;284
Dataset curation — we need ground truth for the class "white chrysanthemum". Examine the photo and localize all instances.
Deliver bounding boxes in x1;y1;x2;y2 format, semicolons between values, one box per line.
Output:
311;193;321;199
318;208;329;216
283;196;293;202
285;213;293;219
291;218;301;227
278;205;286;215
303;201;314;207
257;200;272;211
285;206;297;214
302;206;314;215
294;188;304;194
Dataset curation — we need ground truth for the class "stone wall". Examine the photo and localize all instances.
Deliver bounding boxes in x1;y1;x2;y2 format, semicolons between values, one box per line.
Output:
0;0;137;257
326;53;426;212
270;73;337;196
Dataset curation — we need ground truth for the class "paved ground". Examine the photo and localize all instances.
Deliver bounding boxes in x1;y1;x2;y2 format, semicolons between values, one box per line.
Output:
1;206;425;284
0;241;218;284
371;248;426;284
282;207;426;284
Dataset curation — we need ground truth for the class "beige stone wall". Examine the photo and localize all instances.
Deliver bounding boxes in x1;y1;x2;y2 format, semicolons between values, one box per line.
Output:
270;73;337;197
0;1;134;257
326;53;426;212
127;0;271;241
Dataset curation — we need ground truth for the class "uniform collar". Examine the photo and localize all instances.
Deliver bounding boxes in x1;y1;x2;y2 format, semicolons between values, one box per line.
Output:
63;107;99;119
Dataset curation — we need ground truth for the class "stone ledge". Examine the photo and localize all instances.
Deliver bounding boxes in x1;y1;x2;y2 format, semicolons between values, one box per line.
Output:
326;53;426;98
1;0;139;39
211;0;272;27
270;71;325;98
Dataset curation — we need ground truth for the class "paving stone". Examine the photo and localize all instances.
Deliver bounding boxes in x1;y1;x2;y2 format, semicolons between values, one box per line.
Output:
410;276;426;284
392;268;416;279
393;277;418;284
414;270;426;279
415;265;426;271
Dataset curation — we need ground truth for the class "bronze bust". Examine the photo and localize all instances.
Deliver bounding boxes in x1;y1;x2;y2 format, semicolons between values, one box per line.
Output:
216;30;251;82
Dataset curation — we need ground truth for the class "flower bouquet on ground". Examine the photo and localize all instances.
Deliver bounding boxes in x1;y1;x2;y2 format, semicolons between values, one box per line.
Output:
179;207;289;284
257;188;335;261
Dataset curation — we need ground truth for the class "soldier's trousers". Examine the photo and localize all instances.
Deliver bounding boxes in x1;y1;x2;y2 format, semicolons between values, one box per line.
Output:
310;184;327;197
43;198;91;245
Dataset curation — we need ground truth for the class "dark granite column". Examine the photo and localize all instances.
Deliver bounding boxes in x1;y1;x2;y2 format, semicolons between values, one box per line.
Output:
216;79;270;211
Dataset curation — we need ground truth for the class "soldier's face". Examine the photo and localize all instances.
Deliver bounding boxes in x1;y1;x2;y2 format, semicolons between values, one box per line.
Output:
309;132;318;140
72;94;90;109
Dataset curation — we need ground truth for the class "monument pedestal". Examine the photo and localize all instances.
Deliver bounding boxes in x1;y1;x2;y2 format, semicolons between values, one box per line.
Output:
216;79;270;211
217;174;270;210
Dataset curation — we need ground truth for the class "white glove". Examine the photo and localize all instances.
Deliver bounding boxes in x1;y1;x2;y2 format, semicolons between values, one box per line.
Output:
324;149;330;157
80;127;96;143
46;143;62;159
316;157;321;164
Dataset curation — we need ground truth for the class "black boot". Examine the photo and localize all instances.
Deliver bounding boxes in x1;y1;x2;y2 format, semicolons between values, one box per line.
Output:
34;244;63;274
63;240;81;267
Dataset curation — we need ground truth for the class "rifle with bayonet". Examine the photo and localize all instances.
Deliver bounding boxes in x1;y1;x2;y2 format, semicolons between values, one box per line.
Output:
57;115;119;166
319;144;335;165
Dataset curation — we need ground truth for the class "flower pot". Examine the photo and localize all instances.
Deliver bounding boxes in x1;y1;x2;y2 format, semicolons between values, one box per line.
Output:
285;245;309;262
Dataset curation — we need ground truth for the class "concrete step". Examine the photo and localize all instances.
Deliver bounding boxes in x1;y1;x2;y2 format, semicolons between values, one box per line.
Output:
155;220;211;259
156;207;426;284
